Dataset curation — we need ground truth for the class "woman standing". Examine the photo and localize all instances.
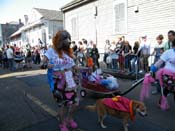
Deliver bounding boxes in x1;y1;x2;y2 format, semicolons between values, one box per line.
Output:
91;43;100;69
77;41;86;66
130;41;140;73
43;30;78;131
103;40;111;64
116;37;125;71
152;34;165;63
122;41;132;72
110;41;118;69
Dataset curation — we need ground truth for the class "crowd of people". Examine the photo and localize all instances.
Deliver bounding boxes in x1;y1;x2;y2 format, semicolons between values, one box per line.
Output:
103;30;175;74
0;29;174;131
71;39;100;69
0;30;174;74
42;30;175;131
66;30;175;76
141;32;175;110
0;44;47;71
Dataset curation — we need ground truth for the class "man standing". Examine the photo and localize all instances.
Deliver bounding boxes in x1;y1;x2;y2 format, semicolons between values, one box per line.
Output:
103;40;111;64
6;45;14;71
164;30;175;51
137;35;151;73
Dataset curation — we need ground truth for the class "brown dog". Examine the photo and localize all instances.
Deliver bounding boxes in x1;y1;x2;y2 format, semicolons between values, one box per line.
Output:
86;97;147;131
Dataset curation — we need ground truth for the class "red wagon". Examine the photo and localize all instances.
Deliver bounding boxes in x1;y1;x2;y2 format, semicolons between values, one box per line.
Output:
76;67;120;97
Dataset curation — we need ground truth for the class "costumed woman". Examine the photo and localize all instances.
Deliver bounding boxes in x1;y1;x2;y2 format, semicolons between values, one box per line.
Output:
140;39;175;110
43;30;78;131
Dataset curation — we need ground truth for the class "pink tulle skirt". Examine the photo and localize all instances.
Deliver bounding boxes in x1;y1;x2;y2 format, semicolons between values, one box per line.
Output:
140;73;155;101
140;68;175;110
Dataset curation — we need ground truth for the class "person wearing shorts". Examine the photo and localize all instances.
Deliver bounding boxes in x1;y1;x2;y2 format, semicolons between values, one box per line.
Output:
43;30;78;131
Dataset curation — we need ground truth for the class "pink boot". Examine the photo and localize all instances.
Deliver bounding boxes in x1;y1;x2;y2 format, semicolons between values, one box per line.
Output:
59;122;69;131
67;119;78;129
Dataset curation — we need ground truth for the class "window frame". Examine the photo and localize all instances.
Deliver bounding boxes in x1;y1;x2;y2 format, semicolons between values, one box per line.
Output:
113;0;128;35
70;15;79;39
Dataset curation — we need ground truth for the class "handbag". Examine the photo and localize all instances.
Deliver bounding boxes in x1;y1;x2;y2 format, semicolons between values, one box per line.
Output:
106;55;112;64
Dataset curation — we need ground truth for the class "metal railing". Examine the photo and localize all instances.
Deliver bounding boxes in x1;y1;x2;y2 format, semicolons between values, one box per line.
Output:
99;52;156;80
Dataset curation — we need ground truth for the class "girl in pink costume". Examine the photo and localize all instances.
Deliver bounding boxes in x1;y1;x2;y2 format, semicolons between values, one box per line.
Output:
140;39;175;110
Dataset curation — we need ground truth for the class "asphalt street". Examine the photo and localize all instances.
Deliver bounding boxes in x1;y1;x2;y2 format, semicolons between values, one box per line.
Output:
0;67;175;131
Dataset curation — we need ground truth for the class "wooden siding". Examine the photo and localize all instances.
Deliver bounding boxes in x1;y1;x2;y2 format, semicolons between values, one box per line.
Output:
64;0;175;52
127;0;175;44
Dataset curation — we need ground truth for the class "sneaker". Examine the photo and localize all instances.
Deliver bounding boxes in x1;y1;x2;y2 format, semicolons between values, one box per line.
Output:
67;119;78;129
167;93;171;97
59;122;69;131
139;70;145;74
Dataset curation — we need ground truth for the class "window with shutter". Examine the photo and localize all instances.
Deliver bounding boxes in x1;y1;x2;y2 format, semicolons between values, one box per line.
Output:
71;17;78;38
42;29;46;44
113;0;127;34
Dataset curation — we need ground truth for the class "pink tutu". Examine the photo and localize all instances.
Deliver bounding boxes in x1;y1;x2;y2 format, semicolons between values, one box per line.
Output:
140;73;155;101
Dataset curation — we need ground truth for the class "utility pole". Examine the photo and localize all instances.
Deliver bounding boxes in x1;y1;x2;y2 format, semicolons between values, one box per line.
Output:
94;6;98;44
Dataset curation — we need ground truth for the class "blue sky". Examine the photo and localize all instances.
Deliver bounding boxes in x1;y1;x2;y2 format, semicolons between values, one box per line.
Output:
0;0;72;23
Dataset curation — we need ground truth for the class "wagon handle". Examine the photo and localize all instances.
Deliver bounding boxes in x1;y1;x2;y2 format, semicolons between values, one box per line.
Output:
120;77;144;96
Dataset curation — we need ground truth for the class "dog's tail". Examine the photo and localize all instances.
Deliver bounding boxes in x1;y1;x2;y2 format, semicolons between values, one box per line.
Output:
85;105;96;112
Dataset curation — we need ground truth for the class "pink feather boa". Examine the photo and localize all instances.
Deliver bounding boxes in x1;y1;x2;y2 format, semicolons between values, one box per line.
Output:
160;95;169;111
140;68;175;110
140;73;155;101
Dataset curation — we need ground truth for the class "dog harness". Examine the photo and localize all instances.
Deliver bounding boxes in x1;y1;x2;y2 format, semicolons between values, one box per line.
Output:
103;96;135;121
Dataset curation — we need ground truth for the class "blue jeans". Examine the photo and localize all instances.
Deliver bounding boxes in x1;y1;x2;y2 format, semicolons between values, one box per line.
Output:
47;69;54;92
112;59;118;69
103;53;109;63
124;56;131;70
130;57;139;73
8;58;15;71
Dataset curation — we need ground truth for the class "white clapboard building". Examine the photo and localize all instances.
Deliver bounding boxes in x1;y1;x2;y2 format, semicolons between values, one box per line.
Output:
61;0;175;52
10;8;63;47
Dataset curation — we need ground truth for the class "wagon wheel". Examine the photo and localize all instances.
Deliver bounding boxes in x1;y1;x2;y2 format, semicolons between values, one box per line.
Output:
80;90;86;97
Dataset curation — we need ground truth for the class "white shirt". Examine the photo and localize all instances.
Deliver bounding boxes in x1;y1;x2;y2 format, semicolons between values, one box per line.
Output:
139;40;151;55
110;44;116;52
104;44;111;53
154;42;165;48
160;49;175;73
154;42;165;56
40;48;46;56
83;44;88;53
79;44;84;51
45;48;75;71
6;48;13;59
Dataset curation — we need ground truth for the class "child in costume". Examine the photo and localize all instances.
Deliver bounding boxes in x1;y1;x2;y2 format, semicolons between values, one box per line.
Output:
140;39;175;110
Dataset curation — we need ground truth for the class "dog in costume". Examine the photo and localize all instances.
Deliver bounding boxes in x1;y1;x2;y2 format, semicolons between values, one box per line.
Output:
86;96;147;131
